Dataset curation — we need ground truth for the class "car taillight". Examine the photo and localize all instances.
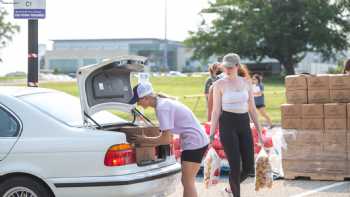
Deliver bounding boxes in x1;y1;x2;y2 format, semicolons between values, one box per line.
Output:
104;144;136;166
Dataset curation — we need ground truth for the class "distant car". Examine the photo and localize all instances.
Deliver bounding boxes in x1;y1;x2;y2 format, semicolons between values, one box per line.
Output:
167;71;186;77
0;56;181;197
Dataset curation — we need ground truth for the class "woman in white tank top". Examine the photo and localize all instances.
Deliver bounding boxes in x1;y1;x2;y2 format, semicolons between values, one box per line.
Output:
209;53;264;197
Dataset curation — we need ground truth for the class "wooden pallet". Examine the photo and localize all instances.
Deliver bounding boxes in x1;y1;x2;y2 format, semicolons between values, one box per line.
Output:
284;171;350;181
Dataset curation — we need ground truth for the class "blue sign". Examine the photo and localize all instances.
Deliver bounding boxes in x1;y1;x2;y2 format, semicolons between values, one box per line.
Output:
14;0;46;19
14;9;45;19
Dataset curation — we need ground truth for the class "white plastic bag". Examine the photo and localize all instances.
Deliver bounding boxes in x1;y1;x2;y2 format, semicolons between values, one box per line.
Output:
203;147;221;188
255;148;273;191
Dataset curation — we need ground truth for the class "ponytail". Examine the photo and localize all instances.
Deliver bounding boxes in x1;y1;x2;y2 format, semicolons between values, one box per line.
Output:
238;64;251;80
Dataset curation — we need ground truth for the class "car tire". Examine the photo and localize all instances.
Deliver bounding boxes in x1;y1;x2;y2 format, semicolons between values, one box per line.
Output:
0;176;50;197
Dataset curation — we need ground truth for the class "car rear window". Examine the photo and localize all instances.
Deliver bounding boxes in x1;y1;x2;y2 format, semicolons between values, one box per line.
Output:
19;92;126;127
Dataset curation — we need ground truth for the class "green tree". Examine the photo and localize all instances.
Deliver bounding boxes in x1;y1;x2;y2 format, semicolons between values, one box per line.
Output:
0;9;20;61
185;0;350;75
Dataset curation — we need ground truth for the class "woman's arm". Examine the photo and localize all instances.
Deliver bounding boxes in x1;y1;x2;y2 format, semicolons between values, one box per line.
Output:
247;81;264;145
207;86;214;121
209;82;222;143
132;130;173;146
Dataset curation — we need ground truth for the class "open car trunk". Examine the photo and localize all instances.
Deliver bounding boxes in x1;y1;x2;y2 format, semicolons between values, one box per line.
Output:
103;123;172;166
77;56;173;166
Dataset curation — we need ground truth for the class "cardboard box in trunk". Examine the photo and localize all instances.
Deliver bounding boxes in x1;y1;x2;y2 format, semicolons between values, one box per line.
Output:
302;104;324;119
281;104;302;119
308;90;330;104
329;74;350;90
302;119;324;130
286;90;308;104
285;75;307;90
119;126;160;144
324;103;347;118
306;75;330;90
324;119;347;130
135;147;156;163
282;160;347;174
330;90;350;103
281;118;302;129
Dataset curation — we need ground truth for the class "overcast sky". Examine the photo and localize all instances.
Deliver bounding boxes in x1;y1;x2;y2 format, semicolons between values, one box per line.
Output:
0;0;210;76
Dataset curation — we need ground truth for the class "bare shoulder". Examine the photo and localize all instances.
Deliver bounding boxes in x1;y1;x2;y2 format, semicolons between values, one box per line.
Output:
213;78;225;86
240;76;252;85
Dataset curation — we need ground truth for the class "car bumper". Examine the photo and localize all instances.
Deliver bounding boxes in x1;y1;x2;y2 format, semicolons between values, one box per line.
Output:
49;163;181;197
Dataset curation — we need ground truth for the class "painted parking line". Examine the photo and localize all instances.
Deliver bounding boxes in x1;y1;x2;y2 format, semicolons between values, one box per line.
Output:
290;182;349;197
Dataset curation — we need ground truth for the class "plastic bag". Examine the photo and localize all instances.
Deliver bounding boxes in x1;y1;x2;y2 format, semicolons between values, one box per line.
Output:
203;147;221;188
255;148;273;191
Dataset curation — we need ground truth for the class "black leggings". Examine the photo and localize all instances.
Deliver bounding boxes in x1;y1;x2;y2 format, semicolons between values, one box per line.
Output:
219;111;254;197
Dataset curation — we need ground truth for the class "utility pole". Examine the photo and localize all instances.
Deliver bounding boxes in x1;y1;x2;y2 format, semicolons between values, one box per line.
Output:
28;19;39;87
163;0;168;71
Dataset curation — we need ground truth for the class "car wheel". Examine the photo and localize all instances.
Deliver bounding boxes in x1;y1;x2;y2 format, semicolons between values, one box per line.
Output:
0;176;50;197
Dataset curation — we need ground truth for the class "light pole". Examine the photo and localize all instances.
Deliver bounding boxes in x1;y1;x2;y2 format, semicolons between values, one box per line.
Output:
163;0;168;70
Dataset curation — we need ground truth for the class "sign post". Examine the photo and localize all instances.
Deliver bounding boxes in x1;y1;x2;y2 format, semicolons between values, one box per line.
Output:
14;0;45;87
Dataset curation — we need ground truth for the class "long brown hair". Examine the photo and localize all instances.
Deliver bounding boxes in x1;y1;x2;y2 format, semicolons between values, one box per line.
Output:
344;59;350;74
238;64;251;79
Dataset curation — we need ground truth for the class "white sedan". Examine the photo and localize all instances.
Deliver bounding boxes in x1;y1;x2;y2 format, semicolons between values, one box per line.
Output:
0;56;181;197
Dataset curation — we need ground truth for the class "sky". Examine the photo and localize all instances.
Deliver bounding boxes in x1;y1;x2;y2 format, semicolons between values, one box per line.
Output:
0;0;210;76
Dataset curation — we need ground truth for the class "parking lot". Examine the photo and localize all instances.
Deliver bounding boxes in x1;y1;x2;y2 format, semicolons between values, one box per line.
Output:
169;176;350;197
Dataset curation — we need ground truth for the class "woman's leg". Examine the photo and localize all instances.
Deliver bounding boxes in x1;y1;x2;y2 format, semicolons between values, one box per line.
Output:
219;113;241;197
181;161;201;197
238;114;255;183
258;107;273;127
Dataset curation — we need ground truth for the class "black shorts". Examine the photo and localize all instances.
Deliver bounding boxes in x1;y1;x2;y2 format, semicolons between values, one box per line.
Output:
181;145;208;163
256;104;265;109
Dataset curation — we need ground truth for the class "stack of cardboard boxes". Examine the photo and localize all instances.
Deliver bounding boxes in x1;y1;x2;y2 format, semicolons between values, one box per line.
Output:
282;74;350;180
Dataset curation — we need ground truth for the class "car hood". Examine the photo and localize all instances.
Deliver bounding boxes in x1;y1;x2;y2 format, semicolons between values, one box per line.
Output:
77;56;147;122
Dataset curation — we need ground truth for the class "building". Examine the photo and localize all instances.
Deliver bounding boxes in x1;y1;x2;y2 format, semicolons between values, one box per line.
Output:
44;38;189;74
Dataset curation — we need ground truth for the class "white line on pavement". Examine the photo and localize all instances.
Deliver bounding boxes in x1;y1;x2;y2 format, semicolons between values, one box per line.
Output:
290;182;349;197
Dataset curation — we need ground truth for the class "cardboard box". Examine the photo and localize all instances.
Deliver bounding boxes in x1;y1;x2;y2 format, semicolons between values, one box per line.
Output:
283;160;347;174
281;104;302;119
330;90;350;103
324;103;347;118
325;129;348;133
329;74;350;90
324;119;347;130
302;119;324;130
286;90;308;104
281;119;302;129
323;132;347;152
302;104;324;119
306;75;330;90
284;130;323;146
308;90;330;104
135;147;156;163
285;75;307;90
283;146;346;161
120;127;159;144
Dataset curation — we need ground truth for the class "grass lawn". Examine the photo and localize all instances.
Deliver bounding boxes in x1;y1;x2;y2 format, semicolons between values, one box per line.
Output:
39;75;285;124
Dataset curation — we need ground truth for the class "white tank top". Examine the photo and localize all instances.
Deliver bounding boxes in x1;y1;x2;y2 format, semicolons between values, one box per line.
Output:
221;84;249;113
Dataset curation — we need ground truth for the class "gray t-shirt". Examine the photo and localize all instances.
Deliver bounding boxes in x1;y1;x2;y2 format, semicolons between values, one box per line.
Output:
155;98;209;150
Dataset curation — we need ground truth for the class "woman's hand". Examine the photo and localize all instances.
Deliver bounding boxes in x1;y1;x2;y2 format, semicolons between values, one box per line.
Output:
129;133;146;144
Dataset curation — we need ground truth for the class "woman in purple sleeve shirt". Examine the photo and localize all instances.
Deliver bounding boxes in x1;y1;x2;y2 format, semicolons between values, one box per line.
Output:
129;82;209;197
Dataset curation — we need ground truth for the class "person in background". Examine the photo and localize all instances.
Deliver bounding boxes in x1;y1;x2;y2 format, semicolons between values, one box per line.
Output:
252;74;273;128
210;53;264;197
129;82;209;197
343;59;350;75
204;63;223;101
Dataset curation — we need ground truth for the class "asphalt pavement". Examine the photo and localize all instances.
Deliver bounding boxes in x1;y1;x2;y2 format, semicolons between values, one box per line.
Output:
169;176;350;197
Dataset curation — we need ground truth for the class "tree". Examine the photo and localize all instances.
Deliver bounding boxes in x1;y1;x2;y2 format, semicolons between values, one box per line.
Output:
0;9;20;61
185;0;350;75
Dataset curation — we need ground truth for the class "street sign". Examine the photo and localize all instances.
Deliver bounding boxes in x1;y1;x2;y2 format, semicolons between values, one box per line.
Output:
14;0;45;19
